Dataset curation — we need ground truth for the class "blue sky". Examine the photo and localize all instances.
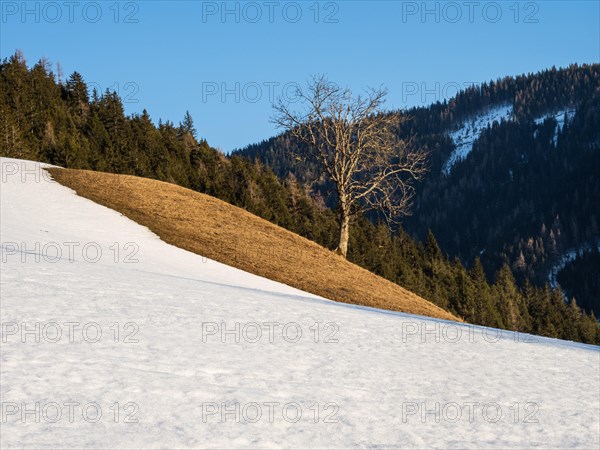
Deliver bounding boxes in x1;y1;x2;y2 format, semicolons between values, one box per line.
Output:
2;1;599;151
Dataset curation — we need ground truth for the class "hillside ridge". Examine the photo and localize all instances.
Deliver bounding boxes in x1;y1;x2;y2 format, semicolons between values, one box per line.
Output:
48;167;459;322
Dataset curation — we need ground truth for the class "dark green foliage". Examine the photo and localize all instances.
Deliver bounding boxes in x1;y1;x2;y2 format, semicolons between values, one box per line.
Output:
1;53;598;345
557;247;600;319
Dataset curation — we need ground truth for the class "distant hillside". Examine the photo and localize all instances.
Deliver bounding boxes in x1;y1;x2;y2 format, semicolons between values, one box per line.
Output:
234;64;600;318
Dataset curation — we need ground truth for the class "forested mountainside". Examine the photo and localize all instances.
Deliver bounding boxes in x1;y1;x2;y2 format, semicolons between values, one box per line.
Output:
1;52;598;344
234;64;600;319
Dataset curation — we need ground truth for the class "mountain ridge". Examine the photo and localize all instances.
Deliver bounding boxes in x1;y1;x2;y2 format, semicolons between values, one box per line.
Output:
233;63;600;318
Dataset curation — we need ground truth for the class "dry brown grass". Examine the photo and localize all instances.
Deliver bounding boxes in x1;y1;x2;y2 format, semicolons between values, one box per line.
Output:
49;167;460;322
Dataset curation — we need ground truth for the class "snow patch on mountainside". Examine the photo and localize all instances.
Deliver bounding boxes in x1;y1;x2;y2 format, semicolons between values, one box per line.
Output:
443;104;513;175
548;239;600;290
534;109;576;144
1;158;599;449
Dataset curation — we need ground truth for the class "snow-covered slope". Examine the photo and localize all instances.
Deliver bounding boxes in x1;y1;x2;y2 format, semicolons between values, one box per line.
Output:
1;158;599;449
443;106;576;174
443;104;513;175
534;109;576;127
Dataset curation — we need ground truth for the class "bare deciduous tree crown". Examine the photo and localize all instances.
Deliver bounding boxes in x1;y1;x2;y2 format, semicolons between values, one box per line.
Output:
272;75;428;257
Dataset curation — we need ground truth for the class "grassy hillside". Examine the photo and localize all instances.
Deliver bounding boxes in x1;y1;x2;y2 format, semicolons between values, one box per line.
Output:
49;167;459;322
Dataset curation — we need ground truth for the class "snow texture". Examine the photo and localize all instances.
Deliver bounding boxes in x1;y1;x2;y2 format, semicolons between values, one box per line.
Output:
548;239;600;290
534;109;576;145
443;104;513;175
1;158;599;449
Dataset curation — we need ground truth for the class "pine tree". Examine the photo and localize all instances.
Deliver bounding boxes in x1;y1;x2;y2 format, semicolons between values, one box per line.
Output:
425;230;443;260
180;110;197;139
470;257;498;326
493;263;529;331
450;260;476;321
65;71;89;120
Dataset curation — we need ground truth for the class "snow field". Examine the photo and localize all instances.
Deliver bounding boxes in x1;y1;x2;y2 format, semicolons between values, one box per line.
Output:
1;158;598;449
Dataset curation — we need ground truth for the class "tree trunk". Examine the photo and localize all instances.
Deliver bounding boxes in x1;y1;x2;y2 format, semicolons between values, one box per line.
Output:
336;207;350;258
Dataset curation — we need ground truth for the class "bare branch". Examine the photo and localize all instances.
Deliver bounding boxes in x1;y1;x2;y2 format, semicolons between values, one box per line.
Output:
272;76;428;257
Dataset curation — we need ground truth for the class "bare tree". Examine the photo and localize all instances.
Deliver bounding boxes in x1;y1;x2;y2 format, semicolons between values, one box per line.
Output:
273;75;428;258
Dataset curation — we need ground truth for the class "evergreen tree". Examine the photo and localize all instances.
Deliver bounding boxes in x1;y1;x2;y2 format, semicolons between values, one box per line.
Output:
180;110;197;139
